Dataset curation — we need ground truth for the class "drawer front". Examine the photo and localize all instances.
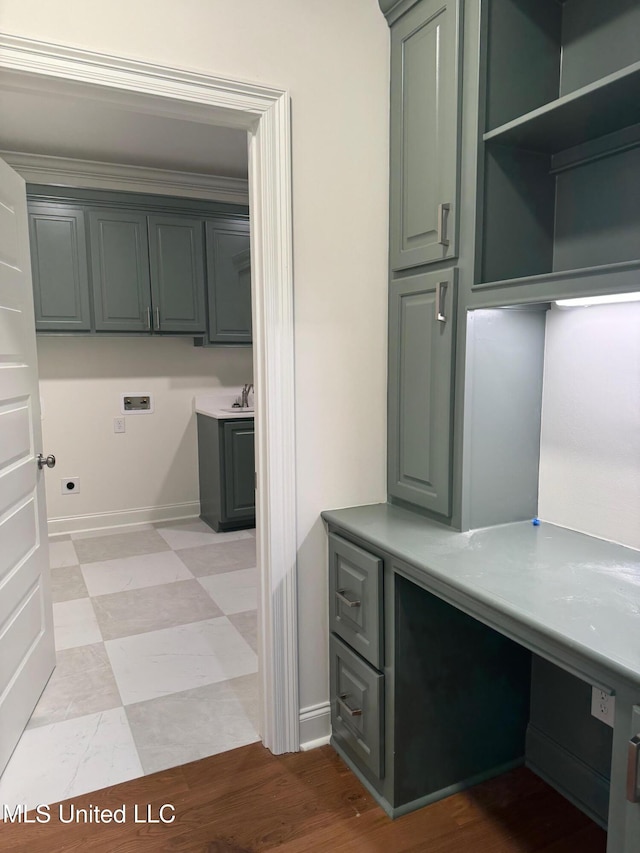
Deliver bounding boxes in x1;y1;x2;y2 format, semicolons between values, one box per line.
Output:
330;634;384;781
329;533;383;668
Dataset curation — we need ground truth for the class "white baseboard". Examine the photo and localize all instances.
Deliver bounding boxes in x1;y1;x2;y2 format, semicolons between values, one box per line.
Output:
299;701;331;751
47;501;201;537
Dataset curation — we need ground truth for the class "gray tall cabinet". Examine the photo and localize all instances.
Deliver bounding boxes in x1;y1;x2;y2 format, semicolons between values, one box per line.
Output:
387;0;461;519
326;1;640;851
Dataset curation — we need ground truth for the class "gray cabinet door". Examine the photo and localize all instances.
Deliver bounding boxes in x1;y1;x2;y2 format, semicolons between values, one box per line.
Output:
89;209;151;332
390;0;461;271
205;220;251;345
388;269;456;516
148;215;206;334
223;420;255;521
28;205;91;332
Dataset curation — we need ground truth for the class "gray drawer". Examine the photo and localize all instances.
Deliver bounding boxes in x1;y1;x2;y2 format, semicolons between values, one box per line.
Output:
329;533;383;668
330;634;384;781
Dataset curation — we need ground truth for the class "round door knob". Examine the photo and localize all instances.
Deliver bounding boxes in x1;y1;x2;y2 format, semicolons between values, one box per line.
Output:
37;453;56;470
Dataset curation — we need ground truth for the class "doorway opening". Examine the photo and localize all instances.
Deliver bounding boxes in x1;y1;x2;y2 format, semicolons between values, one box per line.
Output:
0;33;298;807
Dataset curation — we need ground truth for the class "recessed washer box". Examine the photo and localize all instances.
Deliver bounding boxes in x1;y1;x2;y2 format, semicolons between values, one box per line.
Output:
121;393;153;414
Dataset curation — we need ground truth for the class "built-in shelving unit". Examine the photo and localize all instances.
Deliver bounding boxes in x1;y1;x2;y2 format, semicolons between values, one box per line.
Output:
476;0;640;295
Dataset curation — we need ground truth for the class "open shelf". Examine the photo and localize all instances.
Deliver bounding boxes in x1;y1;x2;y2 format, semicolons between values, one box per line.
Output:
483;61;640;154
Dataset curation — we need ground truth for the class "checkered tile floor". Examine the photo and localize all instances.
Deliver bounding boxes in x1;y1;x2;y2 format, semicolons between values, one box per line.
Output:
0;519;259;810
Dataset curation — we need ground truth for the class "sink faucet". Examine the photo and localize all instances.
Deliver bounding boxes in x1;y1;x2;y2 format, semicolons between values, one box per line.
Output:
241;383;254;408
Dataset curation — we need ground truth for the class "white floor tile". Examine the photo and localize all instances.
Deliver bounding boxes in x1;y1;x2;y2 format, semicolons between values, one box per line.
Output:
81;551;193;597
0;708;143;812
48;540;79;569
198;568;258;615
53;598;102;650
105;616;257;705
156;526;253;551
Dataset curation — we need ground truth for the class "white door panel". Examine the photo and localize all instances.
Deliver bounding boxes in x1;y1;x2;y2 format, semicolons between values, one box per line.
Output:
0;157;55;776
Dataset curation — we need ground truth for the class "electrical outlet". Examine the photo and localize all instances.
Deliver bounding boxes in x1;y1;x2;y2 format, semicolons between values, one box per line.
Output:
591;687;615;727
61;478;80;495
114;417;126;434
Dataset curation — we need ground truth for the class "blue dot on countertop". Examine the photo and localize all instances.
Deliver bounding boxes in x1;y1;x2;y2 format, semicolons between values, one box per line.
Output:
532;518;540;526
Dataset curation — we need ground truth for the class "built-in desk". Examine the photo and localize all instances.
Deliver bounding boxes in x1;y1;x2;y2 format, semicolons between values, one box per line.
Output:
322;503;640;853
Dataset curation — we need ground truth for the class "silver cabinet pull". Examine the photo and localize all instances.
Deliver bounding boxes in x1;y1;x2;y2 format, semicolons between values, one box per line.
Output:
437;202;450;247
627;734;640;802
336;589;361;608
37;453;56;470
436;281;448;324
338;694;362;717
154;307;161;330
146;307;151;330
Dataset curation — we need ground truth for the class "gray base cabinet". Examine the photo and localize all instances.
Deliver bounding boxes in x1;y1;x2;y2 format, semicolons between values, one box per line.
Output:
28;204;91;332
387;268;456;516
197;415;255;532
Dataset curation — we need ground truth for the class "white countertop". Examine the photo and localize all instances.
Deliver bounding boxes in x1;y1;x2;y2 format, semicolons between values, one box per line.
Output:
194;393;254;420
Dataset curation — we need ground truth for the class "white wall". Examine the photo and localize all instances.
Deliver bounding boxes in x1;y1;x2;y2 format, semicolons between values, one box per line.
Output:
538;303;640;550
38;336;253;529
3;1;390;724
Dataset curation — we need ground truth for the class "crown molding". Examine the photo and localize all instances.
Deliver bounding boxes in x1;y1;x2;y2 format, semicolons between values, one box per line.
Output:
1;150;249;203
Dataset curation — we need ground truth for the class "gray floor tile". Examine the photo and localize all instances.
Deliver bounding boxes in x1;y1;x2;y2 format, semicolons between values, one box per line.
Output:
27;643;121;728
50;534;71;542
227;610;258;654
49;540;79;569
50;565;89;603
73;529;170;564
93;580;223;641
125;679;259;775
176;539;256;577
71;524;155;540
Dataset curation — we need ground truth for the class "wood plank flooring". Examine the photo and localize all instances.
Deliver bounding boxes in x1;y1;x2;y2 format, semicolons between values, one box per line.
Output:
0;743;607;852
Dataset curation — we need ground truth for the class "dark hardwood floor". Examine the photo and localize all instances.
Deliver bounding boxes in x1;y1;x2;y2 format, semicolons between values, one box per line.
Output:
0;743;606;852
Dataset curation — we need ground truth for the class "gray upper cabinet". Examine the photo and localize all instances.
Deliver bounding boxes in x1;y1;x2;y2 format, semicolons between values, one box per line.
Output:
389;0;461;271
388;268;456;516
206;220;252;345
28;205;91;332
89;209;151;332
148;215;206;334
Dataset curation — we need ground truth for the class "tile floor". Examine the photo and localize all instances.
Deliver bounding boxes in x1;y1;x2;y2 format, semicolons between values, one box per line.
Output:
0;519;260;811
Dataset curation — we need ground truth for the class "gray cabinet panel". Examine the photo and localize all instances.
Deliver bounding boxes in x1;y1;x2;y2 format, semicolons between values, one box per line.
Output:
222;420;255;521
28;206;91;331
388;269;456;516
390;0;460;271
148;215;206;333
329;534;383;669
206;220;251;344
198;414;255;532
89;210;150;332
330;634;384;781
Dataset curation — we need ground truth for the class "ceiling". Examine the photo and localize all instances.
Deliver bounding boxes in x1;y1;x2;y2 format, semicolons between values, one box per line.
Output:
0;87;249;178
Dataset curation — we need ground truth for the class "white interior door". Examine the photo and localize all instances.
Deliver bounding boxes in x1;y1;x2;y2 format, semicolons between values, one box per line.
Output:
0;157;55;776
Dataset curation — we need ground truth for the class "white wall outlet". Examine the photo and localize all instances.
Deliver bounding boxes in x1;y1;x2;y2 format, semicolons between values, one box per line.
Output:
61;478;80;496
591;687;615;727
114;417;126;434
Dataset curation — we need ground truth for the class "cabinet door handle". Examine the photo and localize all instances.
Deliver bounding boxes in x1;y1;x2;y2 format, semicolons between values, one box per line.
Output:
437;202;450;247
627;734;640;803
436;281;448;324
336;589;361;608
146;307;151;330
338;694;362;717
154;307;161;330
